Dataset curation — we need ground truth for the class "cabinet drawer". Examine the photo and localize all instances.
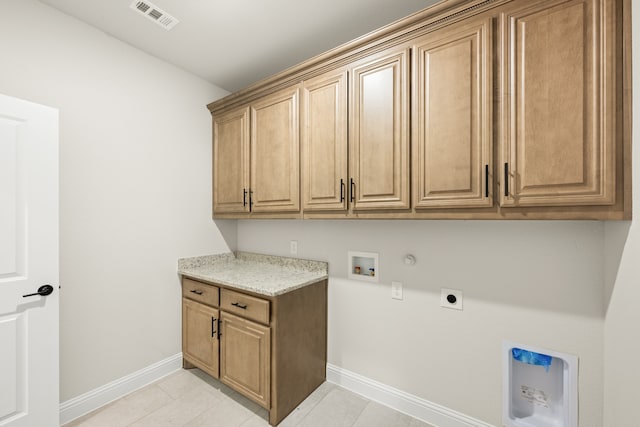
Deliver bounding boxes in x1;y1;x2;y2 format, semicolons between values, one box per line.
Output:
220;289;270;324
182;278;219;307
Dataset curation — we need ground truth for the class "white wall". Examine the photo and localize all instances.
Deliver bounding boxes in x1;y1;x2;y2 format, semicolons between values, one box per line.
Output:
238;220;605;425
0;0;235;401
602;3;639;426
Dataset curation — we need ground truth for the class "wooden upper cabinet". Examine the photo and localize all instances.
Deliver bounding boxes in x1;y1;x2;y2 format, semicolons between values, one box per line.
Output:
208;0;628;220
413;18;493;209
349;47;410;210
250;86;301;212
301;70;348;211
213;106;250;214
499;0;616;207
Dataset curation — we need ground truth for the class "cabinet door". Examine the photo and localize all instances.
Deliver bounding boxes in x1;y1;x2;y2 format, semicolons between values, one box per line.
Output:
213;106;250;214
499;0;616;207
182;299;219;379
413;18;493;208
251;86;300;212
220;311;271;408
350;47;410;210
301;70;348;211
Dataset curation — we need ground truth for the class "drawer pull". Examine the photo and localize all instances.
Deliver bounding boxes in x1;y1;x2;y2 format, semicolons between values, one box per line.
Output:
231;302;248;309
190;289;203;295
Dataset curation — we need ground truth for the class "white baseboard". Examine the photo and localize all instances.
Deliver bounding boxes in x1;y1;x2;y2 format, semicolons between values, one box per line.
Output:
59;353;183;425
326;364;494;427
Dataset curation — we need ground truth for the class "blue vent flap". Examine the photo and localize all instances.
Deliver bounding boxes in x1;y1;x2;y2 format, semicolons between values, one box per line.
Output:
512;348;553;372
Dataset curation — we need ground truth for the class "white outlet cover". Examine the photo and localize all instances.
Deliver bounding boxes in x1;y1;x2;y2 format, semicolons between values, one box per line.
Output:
290;240;298;255
440;288;463;310
391;281;403;300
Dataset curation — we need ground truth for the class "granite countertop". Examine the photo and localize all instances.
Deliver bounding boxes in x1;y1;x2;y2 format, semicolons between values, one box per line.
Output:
177;252;328;297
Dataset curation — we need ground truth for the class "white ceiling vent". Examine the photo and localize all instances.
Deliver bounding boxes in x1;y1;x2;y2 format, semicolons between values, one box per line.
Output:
129;1;179;30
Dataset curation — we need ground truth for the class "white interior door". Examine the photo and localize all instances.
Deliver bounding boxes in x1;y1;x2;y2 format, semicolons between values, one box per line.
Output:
0;93;59;427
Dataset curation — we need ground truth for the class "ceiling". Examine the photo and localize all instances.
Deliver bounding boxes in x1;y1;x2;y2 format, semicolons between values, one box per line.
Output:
37;0;440;92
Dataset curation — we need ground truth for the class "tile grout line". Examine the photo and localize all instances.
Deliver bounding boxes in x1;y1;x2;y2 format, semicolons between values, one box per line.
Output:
291;384;339;427
349;399;373;427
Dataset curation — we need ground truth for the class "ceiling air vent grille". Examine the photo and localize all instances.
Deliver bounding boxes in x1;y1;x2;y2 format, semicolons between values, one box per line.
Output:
129;1;179;31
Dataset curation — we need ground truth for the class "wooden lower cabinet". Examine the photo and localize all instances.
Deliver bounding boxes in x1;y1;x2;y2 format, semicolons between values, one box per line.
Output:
220;311;270;408
182;276;327;426
182;295;219;379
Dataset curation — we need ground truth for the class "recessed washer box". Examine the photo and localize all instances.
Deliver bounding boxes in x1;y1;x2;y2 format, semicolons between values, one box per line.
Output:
348;251;378;283
503;341;578;427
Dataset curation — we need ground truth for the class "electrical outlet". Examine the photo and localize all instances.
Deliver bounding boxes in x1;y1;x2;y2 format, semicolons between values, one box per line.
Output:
290;240;298;255
391;281;403;300
440;288;463;310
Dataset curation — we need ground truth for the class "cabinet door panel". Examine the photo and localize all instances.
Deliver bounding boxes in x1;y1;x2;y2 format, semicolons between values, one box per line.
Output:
182;299;219;379
213;107;250;214
350;48;410;210
220;312;270;409
500;0;615;206
413;18;492;208
251;87;300;212
302;70;348;211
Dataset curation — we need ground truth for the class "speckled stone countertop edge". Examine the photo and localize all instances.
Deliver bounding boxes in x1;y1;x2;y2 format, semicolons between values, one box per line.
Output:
177;251;327;272
177;251;328;297
177;252;235;270
179;270;328;297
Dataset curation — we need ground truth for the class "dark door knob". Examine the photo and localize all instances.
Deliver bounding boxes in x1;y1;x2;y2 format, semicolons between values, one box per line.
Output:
22;284;54;298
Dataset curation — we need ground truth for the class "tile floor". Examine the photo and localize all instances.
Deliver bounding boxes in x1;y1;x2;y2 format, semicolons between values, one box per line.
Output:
63;368;434;427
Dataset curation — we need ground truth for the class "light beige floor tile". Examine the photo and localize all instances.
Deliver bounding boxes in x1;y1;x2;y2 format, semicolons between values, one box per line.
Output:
189;369;235;396
225;390;265;414
296;386;368;427
129;384;220;427
71;398;149;427
63;372;434;427
61;401;119;427
408;417;436;427
352;401;412;427
122;384;173;413
253;407;269;420
155;369;209;400
61;384;172;427
277;382;336;427
239;413;270;427
183;393;256;427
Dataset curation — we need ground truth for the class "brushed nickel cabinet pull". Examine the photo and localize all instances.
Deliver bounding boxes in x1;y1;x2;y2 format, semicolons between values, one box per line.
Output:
190;289;203;295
